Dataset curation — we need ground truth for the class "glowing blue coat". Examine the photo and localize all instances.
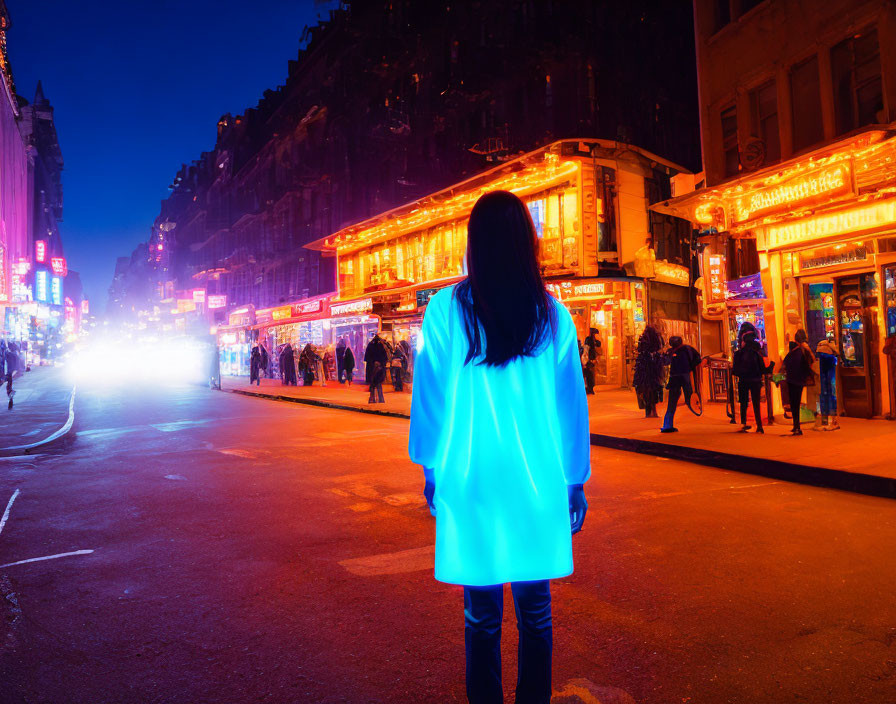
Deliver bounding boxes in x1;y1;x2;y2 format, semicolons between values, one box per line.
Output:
409;286;591;586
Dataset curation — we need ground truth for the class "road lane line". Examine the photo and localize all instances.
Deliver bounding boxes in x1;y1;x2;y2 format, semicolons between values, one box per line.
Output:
0;489;21;537
0;549;94;569
339;545;434;576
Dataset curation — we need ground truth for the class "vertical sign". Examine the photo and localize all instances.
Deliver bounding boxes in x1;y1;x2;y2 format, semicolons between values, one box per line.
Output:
35;270;49;302
35;240;47;263
580;162;599;276
51;276;63;306
704;252;727;304
0;245;7;302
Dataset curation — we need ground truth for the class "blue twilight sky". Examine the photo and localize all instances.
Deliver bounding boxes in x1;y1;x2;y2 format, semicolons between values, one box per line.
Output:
7;0;332;310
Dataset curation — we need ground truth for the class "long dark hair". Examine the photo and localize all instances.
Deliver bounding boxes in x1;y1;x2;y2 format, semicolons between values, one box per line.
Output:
454;190;557;367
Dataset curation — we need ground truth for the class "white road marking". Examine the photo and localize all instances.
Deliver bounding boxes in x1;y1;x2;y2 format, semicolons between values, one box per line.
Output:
164;474;187;481
0;549;94;569
339;545;434;576
0;489;21;537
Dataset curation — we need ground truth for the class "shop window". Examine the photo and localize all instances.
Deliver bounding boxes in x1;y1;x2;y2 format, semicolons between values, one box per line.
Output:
831;28;883;136
721;104;739;177
790;55;824;152
885;265;896;338
749;80;780;163
598;167;617;254
561;189;579;268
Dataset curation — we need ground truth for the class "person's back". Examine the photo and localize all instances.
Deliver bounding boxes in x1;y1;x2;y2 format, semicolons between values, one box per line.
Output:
408;190;589;703
733;340;764;381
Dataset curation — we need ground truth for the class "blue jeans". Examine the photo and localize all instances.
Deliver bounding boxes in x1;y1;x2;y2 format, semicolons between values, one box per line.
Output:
463;580;552;704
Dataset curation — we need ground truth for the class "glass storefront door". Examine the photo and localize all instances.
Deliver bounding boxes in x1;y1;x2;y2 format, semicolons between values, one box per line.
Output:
835;273;882;417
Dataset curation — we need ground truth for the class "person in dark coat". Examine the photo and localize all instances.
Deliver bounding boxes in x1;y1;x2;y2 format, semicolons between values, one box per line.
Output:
335;337;347;383
389;342;406;392
368;360;386;403
783;329;815;436
250;345;265;386
661;336;701;433
343;345;356;386
581;328;601;394
633;326;664;418
279;343;297;386
732;329;770;433
300;344;318;386
5;342;19;410
364;334;389;386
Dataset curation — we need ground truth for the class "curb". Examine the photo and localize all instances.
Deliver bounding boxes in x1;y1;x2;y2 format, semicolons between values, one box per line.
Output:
222;387;896;500
226;387;412;420
0;385;77;457
590;432;896;500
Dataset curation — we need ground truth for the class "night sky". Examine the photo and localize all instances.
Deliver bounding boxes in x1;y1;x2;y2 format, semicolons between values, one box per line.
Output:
8;0;331;310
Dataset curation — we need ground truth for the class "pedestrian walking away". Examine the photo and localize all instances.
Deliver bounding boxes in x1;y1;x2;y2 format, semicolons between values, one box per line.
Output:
815;335;840;430
390;342;406;392
660;336;701;433
581;328;600;394
783;329;816;436
5;342;19;410
343;345;355;386
633;325;664;419
409;191;590;703
335;337;347;383
732;324;772;433
364;333;388;387
368;361;386;403
249;344;265;386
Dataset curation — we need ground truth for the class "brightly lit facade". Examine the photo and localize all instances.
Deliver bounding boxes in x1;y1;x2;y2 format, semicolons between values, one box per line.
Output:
308;139;693;387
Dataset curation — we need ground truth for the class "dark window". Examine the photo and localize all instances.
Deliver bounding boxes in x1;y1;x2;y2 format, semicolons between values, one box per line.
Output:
790;55;824;152
831;28;883;135
715;0;731;32
721;104;739;177
749;81;780;163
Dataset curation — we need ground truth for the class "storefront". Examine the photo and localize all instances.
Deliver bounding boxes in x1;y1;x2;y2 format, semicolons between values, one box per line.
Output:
307;139;692;389
652;128;896;419
216;306;255;377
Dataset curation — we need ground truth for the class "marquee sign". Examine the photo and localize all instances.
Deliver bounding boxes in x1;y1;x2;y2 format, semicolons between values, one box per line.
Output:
761;199;896;250
330;298;372;316
272;306;293;320
732;161;854;225
208;294;227;309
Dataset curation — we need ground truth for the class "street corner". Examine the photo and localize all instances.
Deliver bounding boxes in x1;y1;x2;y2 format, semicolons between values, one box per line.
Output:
552;679;637;704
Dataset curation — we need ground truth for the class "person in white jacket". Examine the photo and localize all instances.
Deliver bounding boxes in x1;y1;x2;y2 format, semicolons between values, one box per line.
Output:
409;190;591;704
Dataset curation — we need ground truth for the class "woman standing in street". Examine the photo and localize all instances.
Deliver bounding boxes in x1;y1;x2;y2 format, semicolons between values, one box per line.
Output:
633;325;664;418
343;345;356;386
409;190;590;703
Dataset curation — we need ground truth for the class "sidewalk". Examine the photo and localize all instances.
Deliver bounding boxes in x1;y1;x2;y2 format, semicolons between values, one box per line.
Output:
223;376;896;498
0;365;76;453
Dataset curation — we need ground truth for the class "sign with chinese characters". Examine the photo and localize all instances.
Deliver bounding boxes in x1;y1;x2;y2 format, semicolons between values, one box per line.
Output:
732;161;854;224
50;257;67;276
51;275;63;306
81;299;90;315
192;289;206;303
207;294;227;309
35;240;47;263
762;199;896;250
35;270;49;302
573;282;605;297
704;252;726;304
330;298;372;316
272;306;292;320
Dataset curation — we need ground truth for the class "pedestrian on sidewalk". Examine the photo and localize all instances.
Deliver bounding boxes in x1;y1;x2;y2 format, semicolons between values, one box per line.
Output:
732;327;771;433
390;342;406;392
581;328;600;394
335;337;347;383
660;336;701;433
279;343;297;386
364;334;388;388
633;326;664;418
409;191;590;703
250;344;264;386
783;329;816;436
343;345;355;386
5;342;19;410
300;344;318;386
815;335;840;430
368;360;386;403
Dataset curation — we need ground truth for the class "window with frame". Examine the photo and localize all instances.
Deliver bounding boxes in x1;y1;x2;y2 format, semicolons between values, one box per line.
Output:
721;104;739;177
831;28;883;136
790;55;824;152
749;81;780;163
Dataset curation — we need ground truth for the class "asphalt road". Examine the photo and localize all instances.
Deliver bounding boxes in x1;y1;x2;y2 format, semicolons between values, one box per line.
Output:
0;383;894;703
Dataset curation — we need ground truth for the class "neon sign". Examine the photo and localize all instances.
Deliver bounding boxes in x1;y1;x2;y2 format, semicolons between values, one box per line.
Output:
762;199;896;250
330;298;372;316
298;299;322;314
51;276;63;306
732;162;853;224
573;283;605;297
192;289;206;303
207;294;227;309
35;240;47;263
81;300;90;314
705;253;726;304
51;257;67;276
35;270;49;302
272;306;292;320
